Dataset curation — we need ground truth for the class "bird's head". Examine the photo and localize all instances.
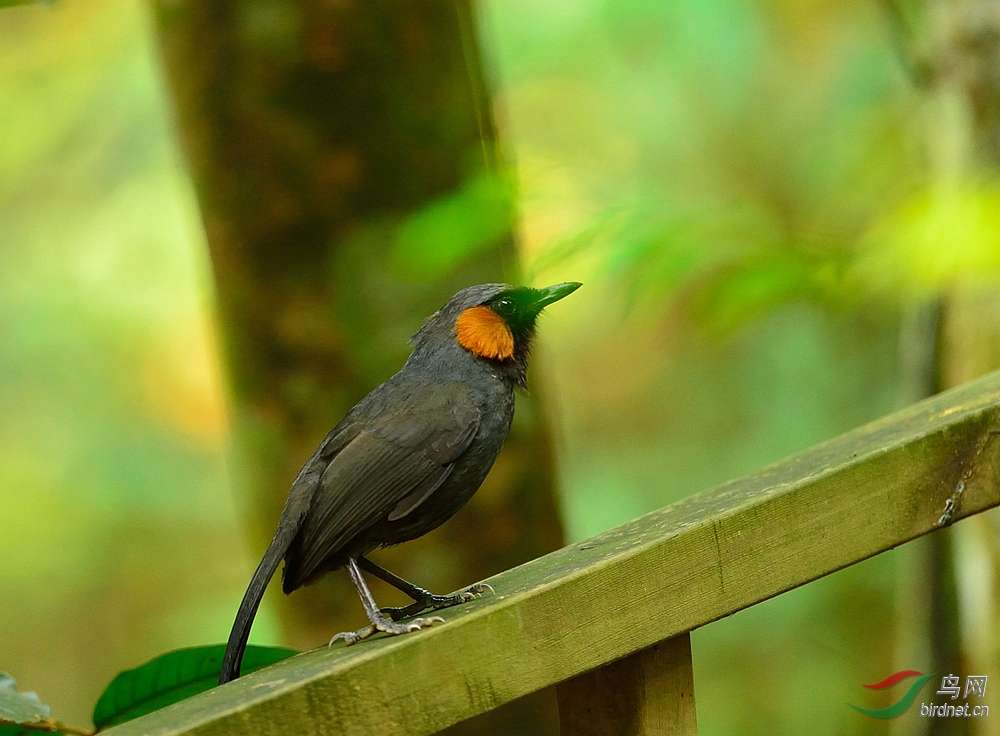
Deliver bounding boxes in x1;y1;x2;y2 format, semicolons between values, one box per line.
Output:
453;282;582;361
411;282;582;386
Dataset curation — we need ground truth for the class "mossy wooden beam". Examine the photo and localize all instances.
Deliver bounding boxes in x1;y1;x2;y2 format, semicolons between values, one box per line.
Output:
556;633;698;735
105;372;1000;736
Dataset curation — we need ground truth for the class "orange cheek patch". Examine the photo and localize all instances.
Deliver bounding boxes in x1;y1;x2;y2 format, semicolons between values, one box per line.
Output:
455;306;514;360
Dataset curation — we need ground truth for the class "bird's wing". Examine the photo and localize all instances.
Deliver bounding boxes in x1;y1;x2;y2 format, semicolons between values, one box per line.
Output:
285;381;480;588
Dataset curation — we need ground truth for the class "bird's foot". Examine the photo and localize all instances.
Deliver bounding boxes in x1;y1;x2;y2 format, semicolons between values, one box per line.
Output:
380;583;495;622
328;614;445;646
329;624;375;646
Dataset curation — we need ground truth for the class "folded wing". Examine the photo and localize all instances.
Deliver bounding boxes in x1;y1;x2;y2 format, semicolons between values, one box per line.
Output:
283;382;480;590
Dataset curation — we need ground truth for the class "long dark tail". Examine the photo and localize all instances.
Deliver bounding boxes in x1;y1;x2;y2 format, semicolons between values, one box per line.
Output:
219;526;294;685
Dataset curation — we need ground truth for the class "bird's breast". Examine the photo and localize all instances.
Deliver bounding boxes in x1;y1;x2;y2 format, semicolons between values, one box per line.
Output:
370;379;514;546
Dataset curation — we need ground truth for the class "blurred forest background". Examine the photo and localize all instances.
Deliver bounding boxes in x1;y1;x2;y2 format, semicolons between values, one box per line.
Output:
1;0;1000;735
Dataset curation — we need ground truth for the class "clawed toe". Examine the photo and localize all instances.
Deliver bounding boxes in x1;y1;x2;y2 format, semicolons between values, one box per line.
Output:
329;624;375;646
379;583;493;621
454;582;495;604
466;583;494;598
404;616;444;632
381;614;443;635
329;614;445;646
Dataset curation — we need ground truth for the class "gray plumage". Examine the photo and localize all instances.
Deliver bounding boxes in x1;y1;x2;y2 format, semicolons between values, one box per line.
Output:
219;282;578;684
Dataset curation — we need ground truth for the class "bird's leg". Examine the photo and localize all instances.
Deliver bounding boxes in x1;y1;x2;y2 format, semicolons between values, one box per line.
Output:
358;556;494;622
329;558;444;646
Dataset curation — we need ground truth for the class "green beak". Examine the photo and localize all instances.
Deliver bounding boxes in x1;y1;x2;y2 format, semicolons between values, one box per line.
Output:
532;282;582;311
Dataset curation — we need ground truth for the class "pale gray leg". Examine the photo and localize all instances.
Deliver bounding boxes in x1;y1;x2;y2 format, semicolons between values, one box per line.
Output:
329;558;445;646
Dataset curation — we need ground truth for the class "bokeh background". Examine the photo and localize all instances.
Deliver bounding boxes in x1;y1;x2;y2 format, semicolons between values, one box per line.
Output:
1;0;999;734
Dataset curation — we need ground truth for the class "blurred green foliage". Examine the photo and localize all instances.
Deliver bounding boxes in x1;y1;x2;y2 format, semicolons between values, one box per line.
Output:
391;170;516;281
857;185;1000;294
1;0;996;734
0;0;279;726
478;0;980;734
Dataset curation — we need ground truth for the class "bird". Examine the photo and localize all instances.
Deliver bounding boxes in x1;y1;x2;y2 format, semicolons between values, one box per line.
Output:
219;281;581;684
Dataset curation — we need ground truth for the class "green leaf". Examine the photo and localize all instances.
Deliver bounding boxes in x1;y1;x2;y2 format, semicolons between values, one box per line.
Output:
0;674;50;725
92;645;297;729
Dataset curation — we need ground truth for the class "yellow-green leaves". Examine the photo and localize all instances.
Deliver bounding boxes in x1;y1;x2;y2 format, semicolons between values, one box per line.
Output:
856;185;1000;295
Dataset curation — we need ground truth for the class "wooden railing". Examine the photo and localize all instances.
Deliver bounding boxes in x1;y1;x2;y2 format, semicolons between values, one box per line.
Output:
104;371;1000;736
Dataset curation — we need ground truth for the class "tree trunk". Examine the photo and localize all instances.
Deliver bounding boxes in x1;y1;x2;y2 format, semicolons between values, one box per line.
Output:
151;2;563;733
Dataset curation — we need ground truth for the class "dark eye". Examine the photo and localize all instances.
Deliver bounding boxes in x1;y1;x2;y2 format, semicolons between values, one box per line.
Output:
497;298;514;314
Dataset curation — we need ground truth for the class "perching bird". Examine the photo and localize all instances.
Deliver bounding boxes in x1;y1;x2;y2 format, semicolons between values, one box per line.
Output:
219;282;581;684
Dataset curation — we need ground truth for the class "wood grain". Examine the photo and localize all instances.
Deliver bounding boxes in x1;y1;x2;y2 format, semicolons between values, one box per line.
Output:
557;634;697;735
104;371;1000;736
